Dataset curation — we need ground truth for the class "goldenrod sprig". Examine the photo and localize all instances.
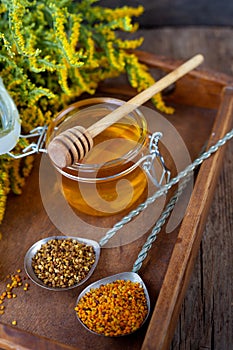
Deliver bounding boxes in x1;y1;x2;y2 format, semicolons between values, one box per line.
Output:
0;0;173;230
49;4;85;67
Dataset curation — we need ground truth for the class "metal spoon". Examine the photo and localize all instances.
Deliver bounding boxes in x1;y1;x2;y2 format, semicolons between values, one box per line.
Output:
24;130;187;292
75;271;150;336
74;126;233;335
23;130;197;292
24;130;169;291
24;235;100;291
74;175;190;336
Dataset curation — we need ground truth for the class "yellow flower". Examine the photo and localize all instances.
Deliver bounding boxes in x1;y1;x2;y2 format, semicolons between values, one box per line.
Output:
0;0;173;230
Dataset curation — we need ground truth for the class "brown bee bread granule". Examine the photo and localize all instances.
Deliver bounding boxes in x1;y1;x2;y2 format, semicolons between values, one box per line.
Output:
32;238;96;288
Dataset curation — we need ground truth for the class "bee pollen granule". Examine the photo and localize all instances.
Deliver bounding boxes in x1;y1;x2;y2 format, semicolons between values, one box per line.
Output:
75;279;148;336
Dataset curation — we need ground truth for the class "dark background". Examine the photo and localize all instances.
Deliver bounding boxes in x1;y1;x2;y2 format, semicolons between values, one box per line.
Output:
98;0;233;27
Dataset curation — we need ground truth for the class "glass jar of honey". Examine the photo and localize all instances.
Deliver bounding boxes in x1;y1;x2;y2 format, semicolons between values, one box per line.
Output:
46;97;162;217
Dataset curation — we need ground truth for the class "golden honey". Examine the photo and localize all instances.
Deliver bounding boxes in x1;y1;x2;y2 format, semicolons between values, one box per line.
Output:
47;98;149;217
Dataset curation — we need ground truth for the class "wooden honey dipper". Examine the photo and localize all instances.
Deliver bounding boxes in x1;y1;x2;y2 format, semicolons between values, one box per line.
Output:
48;54;204;168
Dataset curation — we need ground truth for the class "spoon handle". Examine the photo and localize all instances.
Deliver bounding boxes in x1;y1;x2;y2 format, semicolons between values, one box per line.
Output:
131;174;191;273
87;54;204;138
131;127;233;272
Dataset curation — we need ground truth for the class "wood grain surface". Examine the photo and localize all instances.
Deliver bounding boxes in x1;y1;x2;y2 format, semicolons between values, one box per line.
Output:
136;27;233;350
0;27;232;350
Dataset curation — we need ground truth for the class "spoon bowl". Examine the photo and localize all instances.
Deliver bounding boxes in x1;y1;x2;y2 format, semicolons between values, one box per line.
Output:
24;235;100;291
75;271;150;336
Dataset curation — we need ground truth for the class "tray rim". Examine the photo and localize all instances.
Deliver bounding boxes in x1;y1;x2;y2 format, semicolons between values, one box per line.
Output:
0;52;233;350
141;85;233;350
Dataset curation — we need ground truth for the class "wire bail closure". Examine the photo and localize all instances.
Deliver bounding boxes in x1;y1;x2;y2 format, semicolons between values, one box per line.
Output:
6;129;170;188
140;132;171;187
6;125;48;159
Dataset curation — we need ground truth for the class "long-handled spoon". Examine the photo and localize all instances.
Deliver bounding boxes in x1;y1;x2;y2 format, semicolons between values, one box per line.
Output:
74;173;191;336
47;54;204;168
24;126;233;292
74;126;233;336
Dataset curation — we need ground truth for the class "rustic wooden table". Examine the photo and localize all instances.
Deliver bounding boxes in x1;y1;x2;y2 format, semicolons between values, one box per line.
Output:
0;27;232;350
136;26;233;350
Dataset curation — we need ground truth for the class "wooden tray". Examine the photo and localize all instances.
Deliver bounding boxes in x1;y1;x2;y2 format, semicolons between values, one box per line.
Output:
0;52;233;350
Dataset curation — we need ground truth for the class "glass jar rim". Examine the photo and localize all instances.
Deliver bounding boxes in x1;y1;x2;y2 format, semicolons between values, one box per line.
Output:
47;97;148;181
